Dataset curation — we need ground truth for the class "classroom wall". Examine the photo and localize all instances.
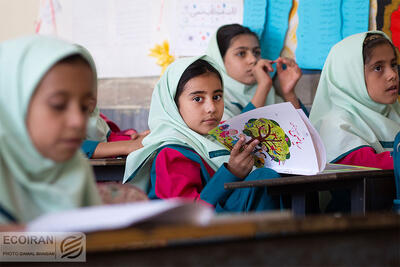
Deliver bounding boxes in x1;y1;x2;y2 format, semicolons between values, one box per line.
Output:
0;0;40;42
0;0;319;132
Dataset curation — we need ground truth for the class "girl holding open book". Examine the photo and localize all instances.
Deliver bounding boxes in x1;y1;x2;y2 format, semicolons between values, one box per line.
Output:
309;31;400;212
206;24;304;119
123;56;281;212
0;35;102;224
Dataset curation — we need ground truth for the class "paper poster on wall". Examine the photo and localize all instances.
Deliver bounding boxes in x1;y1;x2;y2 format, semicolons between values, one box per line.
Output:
171;0;243;56
296;0;369;70
38;0;166;78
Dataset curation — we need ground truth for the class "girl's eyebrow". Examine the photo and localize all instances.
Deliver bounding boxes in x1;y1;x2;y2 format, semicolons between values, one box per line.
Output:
233;46;260;51
189;90;206;95
233;46;250;51
188;89;223;95
48;91;68;97
369;56;397;66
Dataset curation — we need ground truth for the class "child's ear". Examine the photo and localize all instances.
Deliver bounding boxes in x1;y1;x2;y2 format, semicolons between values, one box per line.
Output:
88;96;97;114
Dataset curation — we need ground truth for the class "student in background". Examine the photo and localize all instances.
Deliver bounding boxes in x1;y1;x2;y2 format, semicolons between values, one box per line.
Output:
123;56;281;212
206;24;303;119
81;92;150;159
309;31;400;212
0;35;102;224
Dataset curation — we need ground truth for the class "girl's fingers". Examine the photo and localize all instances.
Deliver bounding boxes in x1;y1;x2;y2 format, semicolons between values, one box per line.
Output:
140;130;151;136
131;133;139;140
231;136;245;156
244;139;259;154
276;61;283;73
258;59;274;72
263;61;274;72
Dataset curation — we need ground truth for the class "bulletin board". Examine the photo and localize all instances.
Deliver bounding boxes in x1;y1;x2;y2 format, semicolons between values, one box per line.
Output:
36;0;398;77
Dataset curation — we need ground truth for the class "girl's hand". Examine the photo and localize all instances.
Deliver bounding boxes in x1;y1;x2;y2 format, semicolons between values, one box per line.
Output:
275;57;302;98
227;135;260;179
251;59;274;108
92;131;150;158
125;130;150;154
131;129;150;140
252;59;274;88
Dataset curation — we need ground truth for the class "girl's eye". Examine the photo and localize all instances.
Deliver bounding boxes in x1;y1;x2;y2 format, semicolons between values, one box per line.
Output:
374;65;382;72
81;104;90;113
391;62;398;69
236;51;246;57
253;50;261;57
50;103;66;111
193;96;202;102
213;95;222;101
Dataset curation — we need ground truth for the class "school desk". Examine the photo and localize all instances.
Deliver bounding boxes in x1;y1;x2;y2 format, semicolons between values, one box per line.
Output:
82;212;399;266
225;168;395;216
90;158;126;182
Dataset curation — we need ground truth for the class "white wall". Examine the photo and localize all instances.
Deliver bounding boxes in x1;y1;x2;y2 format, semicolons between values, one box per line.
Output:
0;0;40;42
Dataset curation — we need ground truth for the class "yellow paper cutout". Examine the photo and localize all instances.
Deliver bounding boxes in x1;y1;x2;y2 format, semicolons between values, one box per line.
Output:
149;40;175;75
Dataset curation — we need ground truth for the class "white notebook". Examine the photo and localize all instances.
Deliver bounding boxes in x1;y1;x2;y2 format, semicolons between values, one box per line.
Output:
27;199;214;233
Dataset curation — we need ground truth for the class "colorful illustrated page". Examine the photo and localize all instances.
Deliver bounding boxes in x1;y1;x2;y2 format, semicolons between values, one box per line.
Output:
209;102;322;175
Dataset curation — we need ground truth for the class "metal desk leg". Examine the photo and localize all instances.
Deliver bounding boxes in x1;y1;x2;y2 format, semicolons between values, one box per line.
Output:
292;193;306;217
351;179;366;214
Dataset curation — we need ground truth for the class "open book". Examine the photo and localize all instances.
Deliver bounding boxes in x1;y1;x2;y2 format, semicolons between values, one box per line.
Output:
209;102;326;175
27;199;214;233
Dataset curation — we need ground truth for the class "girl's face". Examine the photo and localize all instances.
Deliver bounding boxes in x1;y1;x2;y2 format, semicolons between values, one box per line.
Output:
26;60;94;162
178;72;224;135
223;34;261;85
364;43;399;104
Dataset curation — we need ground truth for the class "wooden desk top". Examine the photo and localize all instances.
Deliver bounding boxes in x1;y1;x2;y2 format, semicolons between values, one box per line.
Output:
86;212;400;253
225;169;394;190
89;158;126;166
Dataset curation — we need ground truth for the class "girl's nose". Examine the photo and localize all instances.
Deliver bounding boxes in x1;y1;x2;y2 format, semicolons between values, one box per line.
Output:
387;66;398;81
247;52;257;65
205;99;216;113
68;104;86;129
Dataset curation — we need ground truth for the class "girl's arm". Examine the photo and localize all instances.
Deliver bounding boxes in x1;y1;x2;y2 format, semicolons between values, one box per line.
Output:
91;139;144;159
81;140;100;158
152;147;241;207
335;146;394;169
85;130;149;159
152;138;260;206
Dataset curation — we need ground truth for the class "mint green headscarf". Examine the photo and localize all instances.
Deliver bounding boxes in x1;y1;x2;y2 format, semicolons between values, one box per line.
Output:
206;29;279;119
123;56;230;191
86;107;110;142
85;73;110;142
0;35;102;224
309;31;400;163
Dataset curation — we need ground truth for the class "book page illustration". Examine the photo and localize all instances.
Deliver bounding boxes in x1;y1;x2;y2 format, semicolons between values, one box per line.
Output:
209;103;323;175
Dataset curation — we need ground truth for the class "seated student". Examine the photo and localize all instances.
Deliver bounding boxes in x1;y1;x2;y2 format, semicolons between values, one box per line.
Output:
206;24;303;119
309;31;400;212
0;35;102;224
123;56;281;212
393;132;400;211
82;89;150;159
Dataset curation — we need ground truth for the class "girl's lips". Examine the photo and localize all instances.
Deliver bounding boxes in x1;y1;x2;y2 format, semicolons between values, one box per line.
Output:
60;138;82;148
202;119;218;125
386;85;398;92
